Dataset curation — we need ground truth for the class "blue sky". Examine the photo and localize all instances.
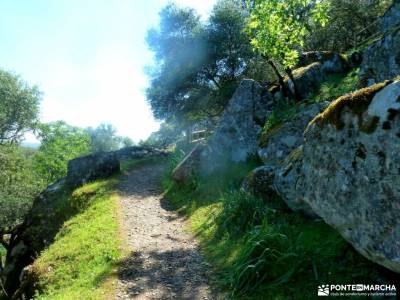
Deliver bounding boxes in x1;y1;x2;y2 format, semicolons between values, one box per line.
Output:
0;0;216;143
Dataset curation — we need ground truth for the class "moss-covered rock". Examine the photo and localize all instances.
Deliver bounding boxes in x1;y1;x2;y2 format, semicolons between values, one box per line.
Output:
275;79;400;273
308;80;392;132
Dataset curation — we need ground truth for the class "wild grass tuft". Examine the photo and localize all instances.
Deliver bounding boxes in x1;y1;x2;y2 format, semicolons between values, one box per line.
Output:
163;148;389;299
308;68;360;103
216;190;268;238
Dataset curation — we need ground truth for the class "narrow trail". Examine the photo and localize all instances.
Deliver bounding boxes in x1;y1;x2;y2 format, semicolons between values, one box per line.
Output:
116;162;214;300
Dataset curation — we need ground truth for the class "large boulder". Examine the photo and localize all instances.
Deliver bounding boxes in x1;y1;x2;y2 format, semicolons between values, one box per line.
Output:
359;29;400;86
380;0;400;33
258;103;326;169
66;152;120;188
207;79;274;162
276;80;400;272
287;62;325;99
2;179;67;296
296;51;350;74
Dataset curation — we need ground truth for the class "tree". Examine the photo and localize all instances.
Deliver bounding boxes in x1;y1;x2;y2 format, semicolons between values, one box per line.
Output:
305;0;392;52
33;121;90;184
246;0;328;100
86;123;122;152
146;3;206;122
120;136;134;148
146;1;254;125
0;69;41;144
0;145;42;291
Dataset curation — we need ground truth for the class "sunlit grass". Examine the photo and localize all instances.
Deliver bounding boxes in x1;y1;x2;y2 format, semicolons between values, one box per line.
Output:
32;179;122;300
163;152;386;299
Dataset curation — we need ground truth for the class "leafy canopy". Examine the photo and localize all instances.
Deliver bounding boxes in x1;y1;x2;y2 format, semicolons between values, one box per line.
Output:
34;121;91;184
246;0;329;69
146;1;253;124
86;123;123;153
0;69;41;144
0;145;42;232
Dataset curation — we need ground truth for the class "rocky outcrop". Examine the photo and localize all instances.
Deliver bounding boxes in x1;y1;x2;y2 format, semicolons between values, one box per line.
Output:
296;51;350;74
275;80;400;272
359;2;400;86
66;152;120;188
1;179;67;297
207;79;274;162
258;103;327;169
359;29;400;86
287;52;352;99
380;0;400;33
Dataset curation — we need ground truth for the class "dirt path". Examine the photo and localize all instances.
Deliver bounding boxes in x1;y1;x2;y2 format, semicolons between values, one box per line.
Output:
116;162;214;300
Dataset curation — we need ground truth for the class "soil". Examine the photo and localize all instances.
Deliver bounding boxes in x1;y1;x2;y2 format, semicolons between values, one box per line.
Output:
115;162;214;300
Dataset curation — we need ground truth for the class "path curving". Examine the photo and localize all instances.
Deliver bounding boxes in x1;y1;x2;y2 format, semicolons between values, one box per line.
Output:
116;162;213;300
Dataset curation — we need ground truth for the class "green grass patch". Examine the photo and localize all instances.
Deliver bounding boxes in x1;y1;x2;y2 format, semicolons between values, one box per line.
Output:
307;68;360;104
163;153;389;299
32;179;122;300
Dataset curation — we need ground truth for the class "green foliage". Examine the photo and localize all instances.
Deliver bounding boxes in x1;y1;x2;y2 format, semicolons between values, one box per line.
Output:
308;68;360;103
0;69;41;144
246;0;329;69
33;179;121;300
163;152;389;299
305;0;392;52
264;99;300;132
34;121;91;184
0;145;42;232
146;1;253;124
86;123;122;152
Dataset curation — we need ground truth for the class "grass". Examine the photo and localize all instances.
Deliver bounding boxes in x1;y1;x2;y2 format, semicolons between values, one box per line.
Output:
163;149;391;299
32;179;122;300
260;69;360;148
307;68;360;104
30;156;165;299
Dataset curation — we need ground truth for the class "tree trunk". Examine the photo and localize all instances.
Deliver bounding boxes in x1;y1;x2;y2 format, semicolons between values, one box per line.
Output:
267;59;288;97
285;68;301;102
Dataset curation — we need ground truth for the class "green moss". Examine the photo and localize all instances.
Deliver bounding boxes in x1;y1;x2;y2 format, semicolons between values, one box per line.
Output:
292;62;320;79
309;80;392;132
286;146;303;163
259;123;283;148
259;100;301;148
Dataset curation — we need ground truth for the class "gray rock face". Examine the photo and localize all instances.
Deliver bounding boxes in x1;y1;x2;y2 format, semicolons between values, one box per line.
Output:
208;79;273;162
288;62;324;99
2;179;66;296
258;103;326;169
296;51;350;74
380;0;400;32
359;29;400;86
276;80;400;272
66;152;120;188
